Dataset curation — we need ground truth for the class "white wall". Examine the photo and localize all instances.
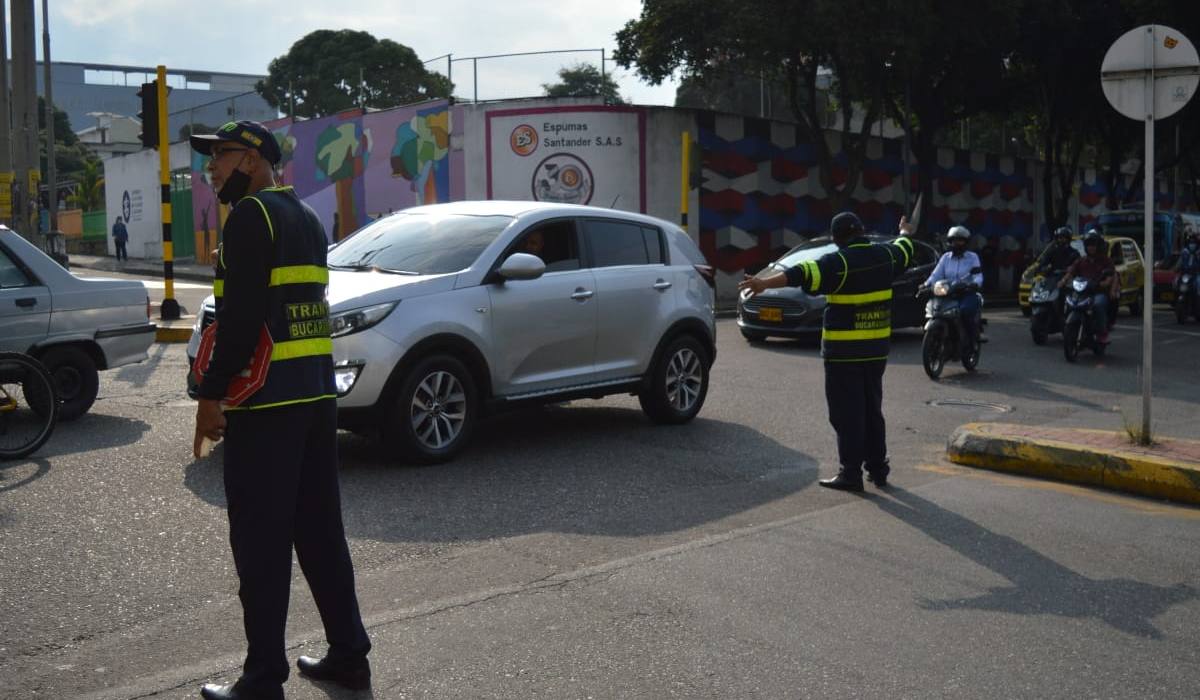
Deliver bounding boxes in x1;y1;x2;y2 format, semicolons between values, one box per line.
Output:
101;141;191;259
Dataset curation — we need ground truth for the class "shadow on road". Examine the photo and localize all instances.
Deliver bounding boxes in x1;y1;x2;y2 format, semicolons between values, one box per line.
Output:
872;486;1196;639
0;457;50;494
182;404;819;543
37;413;152;457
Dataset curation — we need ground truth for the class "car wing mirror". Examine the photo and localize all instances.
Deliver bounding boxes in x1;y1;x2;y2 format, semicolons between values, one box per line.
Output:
496;252;546;282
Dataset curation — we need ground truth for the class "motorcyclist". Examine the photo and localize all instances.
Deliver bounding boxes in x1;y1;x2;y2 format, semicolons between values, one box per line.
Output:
1173;231;1200;275
1037;226;1081;275
923;225;984;357
1060;230;1117;343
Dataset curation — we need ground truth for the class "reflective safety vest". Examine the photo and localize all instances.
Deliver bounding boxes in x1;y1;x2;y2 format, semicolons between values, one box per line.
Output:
785;235;914;362
214;186;336;410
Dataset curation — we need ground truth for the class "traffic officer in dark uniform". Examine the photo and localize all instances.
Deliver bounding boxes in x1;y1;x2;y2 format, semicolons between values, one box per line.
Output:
738;211;914;492
191;121;371;700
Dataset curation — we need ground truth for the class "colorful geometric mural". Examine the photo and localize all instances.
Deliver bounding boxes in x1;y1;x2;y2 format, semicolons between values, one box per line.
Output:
190;101;463;251
696;111;1037;280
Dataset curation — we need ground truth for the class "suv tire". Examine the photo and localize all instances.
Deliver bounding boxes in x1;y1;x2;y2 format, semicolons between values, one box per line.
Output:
384;354;477;464
40;345;99;421
639;335;710;425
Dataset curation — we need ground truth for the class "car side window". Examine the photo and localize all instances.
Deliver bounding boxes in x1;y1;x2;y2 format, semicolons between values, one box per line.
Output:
641;226;664;264
584;219;651;267
912;241;938;267
1121;241;1138;263
513;219;580;272
1109;241;1124;264
0;246;31;288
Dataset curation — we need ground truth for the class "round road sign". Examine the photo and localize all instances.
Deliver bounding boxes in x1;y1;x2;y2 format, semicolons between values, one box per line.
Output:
1101;25;1199;121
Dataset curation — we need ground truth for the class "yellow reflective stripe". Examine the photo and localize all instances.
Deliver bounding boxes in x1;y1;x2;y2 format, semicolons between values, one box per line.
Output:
827;289;893;304
269;265;328;287
225;394;337;412
894;236;913;266
213;279;225;297
833;252;849;293
244;196;275;241
270;338;333;361
822;327;892;341
800;259;821;291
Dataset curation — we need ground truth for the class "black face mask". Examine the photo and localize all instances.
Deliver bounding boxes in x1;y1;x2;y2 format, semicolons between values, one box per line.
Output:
217;167;252;204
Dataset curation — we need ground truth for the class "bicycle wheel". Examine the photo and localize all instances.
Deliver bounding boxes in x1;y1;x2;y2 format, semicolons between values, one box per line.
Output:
0;352;58;460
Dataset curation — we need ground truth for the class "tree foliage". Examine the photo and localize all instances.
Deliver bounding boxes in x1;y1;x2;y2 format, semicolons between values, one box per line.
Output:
542;63;625;104
257;30;454;118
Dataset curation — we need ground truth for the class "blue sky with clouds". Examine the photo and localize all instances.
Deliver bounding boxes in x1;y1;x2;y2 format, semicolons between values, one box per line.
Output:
12;0;679;106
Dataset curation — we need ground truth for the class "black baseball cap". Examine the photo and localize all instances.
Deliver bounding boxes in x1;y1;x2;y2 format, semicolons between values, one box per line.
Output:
190;120;281;165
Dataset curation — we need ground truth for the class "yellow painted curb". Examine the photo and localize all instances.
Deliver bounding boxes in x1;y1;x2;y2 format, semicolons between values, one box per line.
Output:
155;326;193;343
947;422;1200;506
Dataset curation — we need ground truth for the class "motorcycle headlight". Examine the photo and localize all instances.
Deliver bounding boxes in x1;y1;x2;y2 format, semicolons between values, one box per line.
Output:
329;301;398;338
1072;278;1089;292
933;280;950;297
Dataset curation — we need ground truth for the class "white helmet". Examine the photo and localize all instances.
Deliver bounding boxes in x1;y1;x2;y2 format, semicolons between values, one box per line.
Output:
946;225;971;242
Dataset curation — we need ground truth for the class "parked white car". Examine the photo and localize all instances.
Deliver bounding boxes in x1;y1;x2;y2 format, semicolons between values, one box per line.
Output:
0;227;156;419
189;201;717;463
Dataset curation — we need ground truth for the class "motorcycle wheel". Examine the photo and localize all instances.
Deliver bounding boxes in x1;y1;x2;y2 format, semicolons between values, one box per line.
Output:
1063;319;1081;363
1031;313;1048;345
922;328;946;380
962;338;980;372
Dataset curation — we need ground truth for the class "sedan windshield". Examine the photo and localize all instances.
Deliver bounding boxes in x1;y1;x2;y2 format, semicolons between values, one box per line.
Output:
328;213;514;275
773;241;838;269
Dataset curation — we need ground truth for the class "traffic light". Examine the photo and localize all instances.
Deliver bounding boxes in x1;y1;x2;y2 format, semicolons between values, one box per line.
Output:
137;81;159;149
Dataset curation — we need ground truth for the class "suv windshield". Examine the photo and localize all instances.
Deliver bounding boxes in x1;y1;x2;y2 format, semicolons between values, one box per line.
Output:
328;213;514;275
774;241;838;269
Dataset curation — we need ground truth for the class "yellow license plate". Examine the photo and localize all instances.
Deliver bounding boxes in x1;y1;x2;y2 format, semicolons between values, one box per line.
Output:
758;307;783;322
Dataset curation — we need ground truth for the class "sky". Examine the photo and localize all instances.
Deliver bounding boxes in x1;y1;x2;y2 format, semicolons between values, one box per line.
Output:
10;0;680;107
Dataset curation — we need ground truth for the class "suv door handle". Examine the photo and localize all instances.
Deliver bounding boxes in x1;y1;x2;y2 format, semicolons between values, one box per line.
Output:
653;279;672;291
16;297;37;308
570;288;594;301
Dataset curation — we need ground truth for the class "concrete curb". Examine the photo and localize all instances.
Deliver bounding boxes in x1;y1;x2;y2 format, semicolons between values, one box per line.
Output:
947;422;1200;506
155;326;194;344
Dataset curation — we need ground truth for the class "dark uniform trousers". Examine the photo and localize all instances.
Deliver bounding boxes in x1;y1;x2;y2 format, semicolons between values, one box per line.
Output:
824;360;888;476
223;397;370;689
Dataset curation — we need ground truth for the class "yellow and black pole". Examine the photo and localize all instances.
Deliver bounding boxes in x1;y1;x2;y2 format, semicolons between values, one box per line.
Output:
156;65;180;320
680;131;690;228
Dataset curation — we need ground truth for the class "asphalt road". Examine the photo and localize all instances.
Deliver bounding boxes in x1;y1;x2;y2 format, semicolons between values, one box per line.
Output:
1;306;1197;699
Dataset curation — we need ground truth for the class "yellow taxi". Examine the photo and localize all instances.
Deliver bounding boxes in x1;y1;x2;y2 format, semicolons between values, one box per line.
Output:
1019;236;1145;316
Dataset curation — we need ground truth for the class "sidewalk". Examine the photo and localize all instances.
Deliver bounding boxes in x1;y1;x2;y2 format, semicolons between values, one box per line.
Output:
67;253;215;282
947;422;1200;505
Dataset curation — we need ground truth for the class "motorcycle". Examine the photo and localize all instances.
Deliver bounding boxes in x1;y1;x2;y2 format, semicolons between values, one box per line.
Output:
1062;276;1111;362
1174;272;1197;324
919;276;982;380
1029;270;1066;345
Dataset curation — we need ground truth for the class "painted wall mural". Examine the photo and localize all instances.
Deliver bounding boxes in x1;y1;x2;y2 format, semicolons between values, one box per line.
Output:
695;111;1037;285
191;101;462;249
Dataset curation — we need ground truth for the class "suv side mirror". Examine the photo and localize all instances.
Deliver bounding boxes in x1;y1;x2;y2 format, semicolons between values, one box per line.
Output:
496;253;546;282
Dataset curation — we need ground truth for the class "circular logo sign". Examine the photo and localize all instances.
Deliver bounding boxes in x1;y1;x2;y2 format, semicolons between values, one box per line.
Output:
510;124;538;157
122;191;132;223
531;153;594;205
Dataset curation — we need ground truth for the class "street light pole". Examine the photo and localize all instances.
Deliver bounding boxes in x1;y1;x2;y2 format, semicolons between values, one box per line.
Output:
41;0;56;232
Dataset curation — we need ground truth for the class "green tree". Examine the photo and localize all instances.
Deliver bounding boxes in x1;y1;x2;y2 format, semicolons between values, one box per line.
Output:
67;158;104;212
257;30;453;118
542;63;625;104
616;0;893;213
37;97;97;184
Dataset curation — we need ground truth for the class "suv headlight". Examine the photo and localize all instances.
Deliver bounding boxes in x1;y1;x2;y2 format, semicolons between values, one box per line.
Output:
329;302;398;338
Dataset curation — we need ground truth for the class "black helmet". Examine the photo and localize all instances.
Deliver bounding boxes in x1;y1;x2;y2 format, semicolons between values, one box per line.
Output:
1084;230;1104;249
830;212;864;237
1054;226;1072;240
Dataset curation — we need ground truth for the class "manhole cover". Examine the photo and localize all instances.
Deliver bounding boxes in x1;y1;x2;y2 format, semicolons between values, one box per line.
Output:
927;398;1012;413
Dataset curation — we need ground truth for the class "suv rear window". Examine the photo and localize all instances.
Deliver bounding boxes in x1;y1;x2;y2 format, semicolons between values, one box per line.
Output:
584;219;658;267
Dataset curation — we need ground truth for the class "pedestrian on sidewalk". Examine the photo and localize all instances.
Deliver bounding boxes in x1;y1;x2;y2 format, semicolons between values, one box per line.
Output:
190;120;371;700
738;212;915;492
111;216;129;262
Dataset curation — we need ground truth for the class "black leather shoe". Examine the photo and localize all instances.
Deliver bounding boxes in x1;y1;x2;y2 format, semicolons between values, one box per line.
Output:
297;654;371;690
866;465;890;488
199;681;283;700
818;473;864;492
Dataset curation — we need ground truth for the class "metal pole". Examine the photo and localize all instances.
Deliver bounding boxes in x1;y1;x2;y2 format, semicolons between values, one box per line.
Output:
1141;29;1154;444
41;0;56;232
0;0;13;228
11;0;37;239
158;65;180;321
680;131;690;228
600;48;606;103
447;54;452;98
473;58;478;102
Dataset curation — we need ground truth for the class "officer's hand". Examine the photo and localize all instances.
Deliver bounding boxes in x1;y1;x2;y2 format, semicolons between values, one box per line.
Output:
899;216;913;236
194;398;226;459
738;275;766;298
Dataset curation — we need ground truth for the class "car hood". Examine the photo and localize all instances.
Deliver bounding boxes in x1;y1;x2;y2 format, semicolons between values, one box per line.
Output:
741;282;818;303
326;269;458;311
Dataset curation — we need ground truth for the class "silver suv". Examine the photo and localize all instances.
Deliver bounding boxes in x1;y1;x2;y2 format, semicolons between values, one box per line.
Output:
190;201;716;463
